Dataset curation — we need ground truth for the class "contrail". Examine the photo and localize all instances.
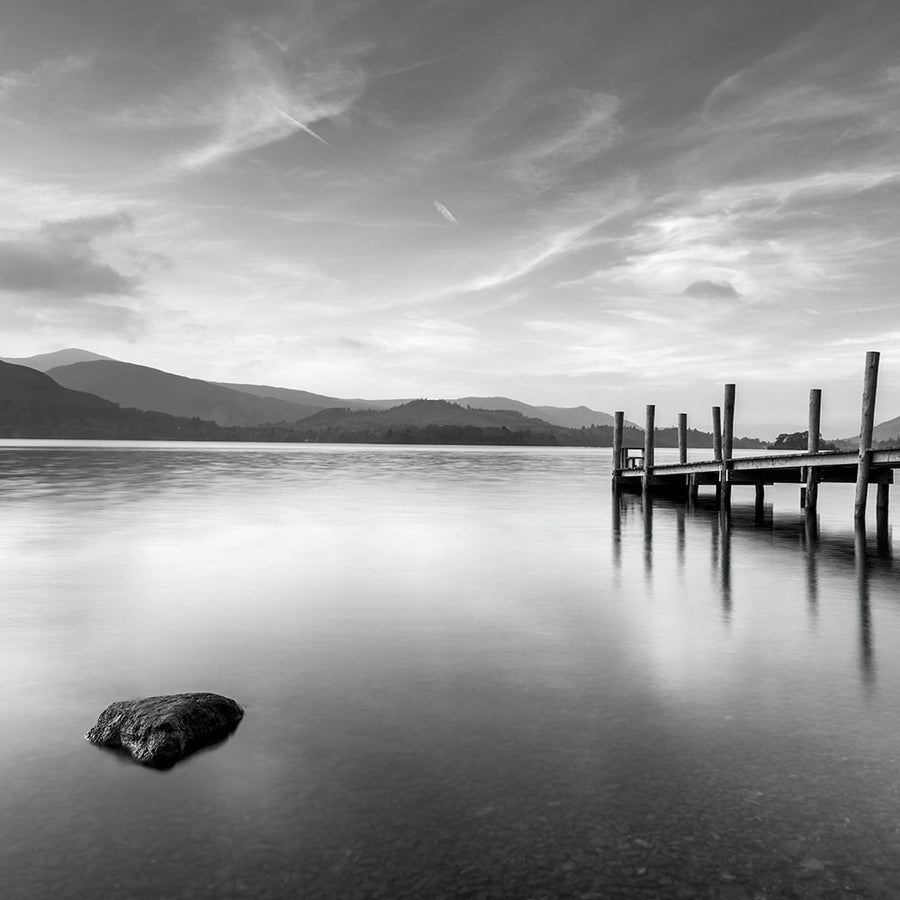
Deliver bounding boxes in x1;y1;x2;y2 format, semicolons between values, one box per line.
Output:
433;200;459;225
272;106;330;146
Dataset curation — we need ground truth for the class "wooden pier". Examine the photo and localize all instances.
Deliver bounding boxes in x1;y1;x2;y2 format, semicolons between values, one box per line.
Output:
612;351;895;529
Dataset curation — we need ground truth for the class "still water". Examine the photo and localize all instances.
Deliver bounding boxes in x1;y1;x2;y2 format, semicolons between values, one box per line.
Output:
1;441;899;899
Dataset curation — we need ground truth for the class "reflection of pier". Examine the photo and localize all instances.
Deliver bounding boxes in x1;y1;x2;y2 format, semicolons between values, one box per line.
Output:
612;352;894;533
614;491;888;691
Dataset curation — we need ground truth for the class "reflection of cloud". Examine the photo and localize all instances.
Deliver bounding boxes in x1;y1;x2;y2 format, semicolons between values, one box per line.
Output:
684;280;740;300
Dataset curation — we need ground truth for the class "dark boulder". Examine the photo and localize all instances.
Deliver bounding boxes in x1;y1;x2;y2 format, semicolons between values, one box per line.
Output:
85;692;244;768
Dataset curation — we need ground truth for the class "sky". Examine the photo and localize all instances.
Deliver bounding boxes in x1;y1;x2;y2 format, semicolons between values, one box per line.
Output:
2;0;900;437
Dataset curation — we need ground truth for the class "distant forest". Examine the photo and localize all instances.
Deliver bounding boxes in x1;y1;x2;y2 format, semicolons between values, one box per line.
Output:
0;406;767;448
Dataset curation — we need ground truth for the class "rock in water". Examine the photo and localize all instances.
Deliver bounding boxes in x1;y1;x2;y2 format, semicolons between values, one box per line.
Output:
85;692;244;768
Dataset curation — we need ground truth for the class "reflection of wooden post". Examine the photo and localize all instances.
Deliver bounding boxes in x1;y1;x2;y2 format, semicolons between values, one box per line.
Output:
806;388;821;512
643;405;655;494
876;481;890;553
678;413;687;465
722;385;735;508
855;352;880;521
612;411;624;490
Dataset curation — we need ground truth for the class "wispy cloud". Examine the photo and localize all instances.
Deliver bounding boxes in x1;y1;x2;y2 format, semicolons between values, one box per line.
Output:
432;200;459;225
106;21;366;170
0;54;93;102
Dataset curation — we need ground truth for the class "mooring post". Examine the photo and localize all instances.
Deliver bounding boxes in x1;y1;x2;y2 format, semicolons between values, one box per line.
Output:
612;411;624;491
806;388;822;513
722;384;735;508
678;413;688;465
854;352;880;521
712;406;722;461
643;404;655;494
712;405;722;504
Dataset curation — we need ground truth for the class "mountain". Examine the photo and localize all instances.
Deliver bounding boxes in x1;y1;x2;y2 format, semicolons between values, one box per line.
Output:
833;416;900;448
871;416;900;445
0;360;287;440
46;360;322;427
1;348;110;372
218;382;407;412
454;396;623;428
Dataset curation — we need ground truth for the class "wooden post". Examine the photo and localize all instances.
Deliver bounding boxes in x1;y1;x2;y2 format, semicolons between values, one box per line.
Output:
712;406;722;462
612;411;624;489
677;413;688;465
755;483;765;520
722;384;735;508
643;404;655;493
854;352;880;521
806;388;822;512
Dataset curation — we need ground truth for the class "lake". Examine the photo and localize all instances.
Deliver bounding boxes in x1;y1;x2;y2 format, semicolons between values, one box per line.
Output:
1;441;899;899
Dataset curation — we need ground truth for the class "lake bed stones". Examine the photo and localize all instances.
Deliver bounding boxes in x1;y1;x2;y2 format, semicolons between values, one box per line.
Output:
85;692;244;769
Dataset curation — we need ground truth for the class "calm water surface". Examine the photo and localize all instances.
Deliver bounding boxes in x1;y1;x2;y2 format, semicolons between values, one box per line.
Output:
1;441;899;899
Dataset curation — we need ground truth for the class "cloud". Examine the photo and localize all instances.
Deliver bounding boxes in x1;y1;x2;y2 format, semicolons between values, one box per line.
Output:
684;279;740;300
107;20;367;170
0;213;140;297
507;90;620;189
432;200;459;225
0;54;92;102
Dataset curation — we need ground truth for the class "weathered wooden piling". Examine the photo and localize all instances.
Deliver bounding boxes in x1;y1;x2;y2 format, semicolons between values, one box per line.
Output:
855;351;880;521
612;411;624;481
721;385;735;507
806;388;822;513
677;413;688;465
643;404;655;493
712;405;722;503
712;406;722;462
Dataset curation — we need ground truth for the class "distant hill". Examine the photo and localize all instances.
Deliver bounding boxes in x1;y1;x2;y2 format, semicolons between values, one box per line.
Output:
453;396;626;428
218;382;407;412
1;348;110;372
46;360;322;427
299;399;570;431
834;416;900;448
873;416;900;445
0;364;769;448
0;360;235;439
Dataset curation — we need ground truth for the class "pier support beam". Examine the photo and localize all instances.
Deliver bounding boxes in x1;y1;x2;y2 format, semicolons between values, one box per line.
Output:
755;483;765;521
643;405;655;494
854;352;880;521
806;388;822;513
721;385;735;509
